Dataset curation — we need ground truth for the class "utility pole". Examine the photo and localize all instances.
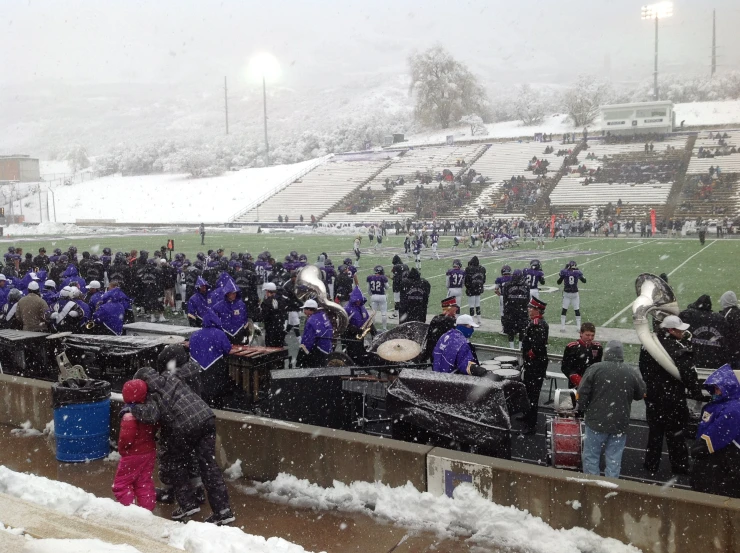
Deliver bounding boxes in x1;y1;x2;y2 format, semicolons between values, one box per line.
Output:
711;9;717;76
38;186;42;223
653;15;659;100
263;75;270;166
224;76;229;135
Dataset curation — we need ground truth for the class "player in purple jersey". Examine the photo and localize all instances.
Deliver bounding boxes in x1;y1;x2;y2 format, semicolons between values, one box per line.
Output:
494;265;512;322
557;260;586;332
430;231;440;260
523;259;545;299
367;265;389;331
343;258;359;287
445;259;465;307
412;236;423;270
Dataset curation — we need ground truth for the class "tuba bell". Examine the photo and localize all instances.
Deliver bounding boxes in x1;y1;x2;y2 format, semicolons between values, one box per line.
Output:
294;265;349;335
632;273;682;380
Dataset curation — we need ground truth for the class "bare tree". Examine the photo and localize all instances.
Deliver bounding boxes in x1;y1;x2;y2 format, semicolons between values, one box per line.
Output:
459;114;486;136
562;75;612;127
408;46;489;129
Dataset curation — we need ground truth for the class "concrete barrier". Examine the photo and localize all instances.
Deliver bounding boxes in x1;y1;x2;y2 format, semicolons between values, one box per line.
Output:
427;447;740;553
2;374;739;552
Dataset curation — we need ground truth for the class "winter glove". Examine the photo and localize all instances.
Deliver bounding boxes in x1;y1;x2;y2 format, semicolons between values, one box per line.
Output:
526;349;536;361
468;364;488;377
68;310;79;318
569;374;582;387
691;440;711;460
119;404;135;418
272;299;278;310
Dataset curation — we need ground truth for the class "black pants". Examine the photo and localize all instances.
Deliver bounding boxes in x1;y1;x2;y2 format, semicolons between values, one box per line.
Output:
644;401;690;472
171;418;230;514
264;329;286;348
522;363;546;429
296;347;329;368
691;444;740;498
200;358;234;409
158;432;200;488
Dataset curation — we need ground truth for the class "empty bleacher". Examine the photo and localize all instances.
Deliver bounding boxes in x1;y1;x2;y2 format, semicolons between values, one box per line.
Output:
231;157;391;224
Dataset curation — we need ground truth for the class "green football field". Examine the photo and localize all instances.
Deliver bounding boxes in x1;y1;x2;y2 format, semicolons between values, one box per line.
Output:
10;231;738;332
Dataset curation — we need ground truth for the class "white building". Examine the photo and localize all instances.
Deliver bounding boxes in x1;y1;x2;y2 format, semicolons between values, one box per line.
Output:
599;101;674;135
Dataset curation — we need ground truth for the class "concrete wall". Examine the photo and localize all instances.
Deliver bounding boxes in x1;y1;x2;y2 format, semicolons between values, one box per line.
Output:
1;374;738;553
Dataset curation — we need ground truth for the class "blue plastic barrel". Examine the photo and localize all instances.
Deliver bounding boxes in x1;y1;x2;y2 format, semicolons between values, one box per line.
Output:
52;379;111;462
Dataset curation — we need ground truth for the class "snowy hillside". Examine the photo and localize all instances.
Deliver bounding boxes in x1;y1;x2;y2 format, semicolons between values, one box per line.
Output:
399;100;740;147
2;158;323;225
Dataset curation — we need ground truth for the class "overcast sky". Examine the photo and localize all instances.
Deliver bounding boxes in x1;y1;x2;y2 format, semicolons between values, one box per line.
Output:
2;0;739;88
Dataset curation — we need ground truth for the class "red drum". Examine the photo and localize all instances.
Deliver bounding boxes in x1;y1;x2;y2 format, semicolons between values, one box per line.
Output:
547;416;583;470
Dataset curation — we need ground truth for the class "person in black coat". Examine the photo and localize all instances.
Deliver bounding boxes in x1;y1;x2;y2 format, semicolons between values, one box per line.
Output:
639;315;701;475
399;268;430;323
254;282;288;347
520;297;549;435
421;296;459;362
464;255;486;324
679;294;730;370
501;269;530;350
32;248;49;272
390;255;408;319
126;359;234;524
719;291;740;363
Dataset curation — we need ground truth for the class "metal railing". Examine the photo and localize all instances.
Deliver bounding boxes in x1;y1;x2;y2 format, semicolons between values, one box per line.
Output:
227;155;333;223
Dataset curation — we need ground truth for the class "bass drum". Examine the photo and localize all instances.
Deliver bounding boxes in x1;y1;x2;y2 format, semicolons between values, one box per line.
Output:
546;416;584;470
326;352;356;367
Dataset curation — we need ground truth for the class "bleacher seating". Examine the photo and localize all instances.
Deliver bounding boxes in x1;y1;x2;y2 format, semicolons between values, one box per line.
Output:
674;131;740;220
231;158;391;224
321;144;486;222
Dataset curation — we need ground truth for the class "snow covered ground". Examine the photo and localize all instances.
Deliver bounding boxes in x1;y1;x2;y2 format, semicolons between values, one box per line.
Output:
400;100;740;147
0;464;640;553
1;158;324;226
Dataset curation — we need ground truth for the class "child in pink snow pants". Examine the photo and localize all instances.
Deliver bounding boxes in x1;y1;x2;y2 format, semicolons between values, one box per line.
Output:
112;379;157;510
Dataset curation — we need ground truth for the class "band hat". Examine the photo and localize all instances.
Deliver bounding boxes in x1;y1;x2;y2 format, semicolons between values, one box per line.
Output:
88;280;101;289
660;315;690;331
0;275;6;281
27;281;40;291
456;314;479;327
441;296;458;308
528;297;547;311
262;282;277;291
45;280;56;288
300;299;319;309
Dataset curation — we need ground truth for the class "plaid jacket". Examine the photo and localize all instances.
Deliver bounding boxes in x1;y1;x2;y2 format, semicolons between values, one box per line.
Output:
130;365;213;436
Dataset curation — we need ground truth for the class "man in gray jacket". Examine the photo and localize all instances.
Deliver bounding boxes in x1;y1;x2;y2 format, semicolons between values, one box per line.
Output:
577;340;646;478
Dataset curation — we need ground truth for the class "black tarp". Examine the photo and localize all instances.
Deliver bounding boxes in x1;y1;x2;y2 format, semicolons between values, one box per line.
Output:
386;369;526;459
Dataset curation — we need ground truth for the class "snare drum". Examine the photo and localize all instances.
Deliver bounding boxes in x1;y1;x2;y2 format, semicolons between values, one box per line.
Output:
491;368;522;382
481;360;501;371
494;355;519;367
546;416;584;470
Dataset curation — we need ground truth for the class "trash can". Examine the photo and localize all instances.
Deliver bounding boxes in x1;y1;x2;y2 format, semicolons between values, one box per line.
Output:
52;379;111;462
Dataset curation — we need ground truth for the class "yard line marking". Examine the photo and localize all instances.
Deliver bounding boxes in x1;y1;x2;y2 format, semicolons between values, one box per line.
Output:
601;240;717;328
479;240;651;304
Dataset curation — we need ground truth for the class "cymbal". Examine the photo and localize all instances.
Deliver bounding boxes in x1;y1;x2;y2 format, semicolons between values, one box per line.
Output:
376;339;421;362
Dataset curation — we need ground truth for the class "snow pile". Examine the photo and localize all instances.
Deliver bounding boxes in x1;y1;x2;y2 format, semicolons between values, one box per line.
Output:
224;459;243;481
23;538;143;553
10;420;43;437
0;467;316;553
250;474;641;553
1;222;96;237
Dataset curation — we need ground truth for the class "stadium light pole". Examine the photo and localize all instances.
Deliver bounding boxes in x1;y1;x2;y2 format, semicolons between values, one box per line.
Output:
248;52;281;167
641;2;673;101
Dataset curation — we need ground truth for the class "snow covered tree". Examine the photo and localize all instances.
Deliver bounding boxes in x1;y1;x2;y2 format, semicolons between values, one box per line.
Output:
562;75;612;127
64;144;90;173
408;46;489;129
514;84;546;125
459;114;486;136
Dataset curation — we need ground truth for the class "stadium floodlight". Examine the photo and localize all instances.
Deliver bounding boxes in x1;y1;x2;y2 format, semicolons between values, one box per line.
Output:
248;52;281;167
641;2;673;101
